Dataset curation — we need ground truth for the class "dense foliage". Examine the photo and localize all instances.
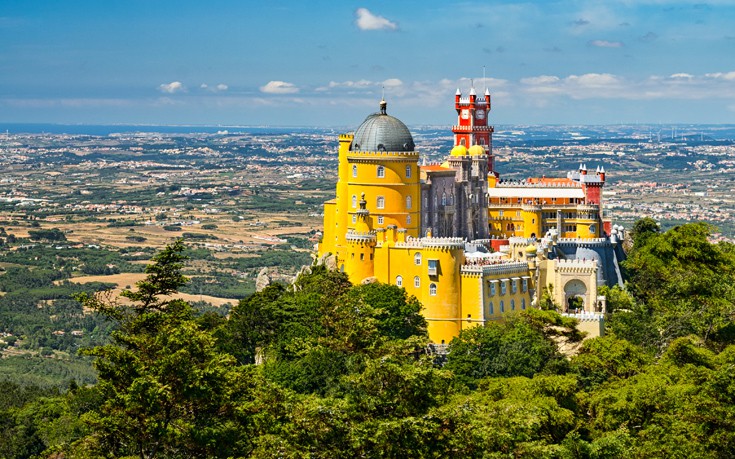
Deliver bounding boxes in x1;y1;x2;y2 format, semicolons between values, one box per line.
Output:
4;223;735;458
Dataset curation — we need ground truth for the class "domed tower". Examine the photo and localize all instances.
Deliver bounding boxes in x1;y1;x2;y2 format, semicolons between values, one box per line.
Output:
346;100;420;237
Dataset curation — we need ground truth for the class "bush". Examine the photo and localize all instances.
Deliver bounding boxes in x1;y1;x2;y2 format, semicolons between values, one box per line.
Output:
28;228;67;242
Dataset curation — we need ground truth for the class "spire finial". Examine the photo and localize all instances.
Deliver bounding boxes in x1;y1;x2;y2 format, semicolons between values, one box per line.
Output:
379;85;387;114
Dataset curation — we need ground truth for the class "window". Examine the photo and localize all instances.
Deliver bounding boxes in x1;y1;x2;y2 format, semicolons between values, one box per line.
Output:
489;282;496;296
511;279;518;294
406;165;412;178
377;165;385;178
498;210;504;217
407;214;411;225
489;301;494;315
406;196;412;209
522;278;528;293
414;253;422;265
352;214;356;224
414;276;420;288
441;193;447;206
360;253;364;261
352;165;357;178
511;299;515;310
500;300;505;313
352;195;357;208
460;138;466;146
500;281;507;295
396;275;403;287
377;196;385;209
429;283;437;296
521;298;526;310
377;215;384;225
428;259;438;276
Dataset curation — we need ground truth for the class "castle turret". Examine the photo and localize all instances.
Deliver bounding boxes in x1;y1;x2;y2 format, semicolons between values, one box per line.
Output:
420;237;466;344
344;193;376;283
452;84;494;173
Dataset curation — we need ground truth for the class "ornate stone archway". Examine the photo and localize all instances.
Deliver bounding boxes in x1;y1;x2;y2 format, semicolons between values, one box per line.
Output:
564;279;587;312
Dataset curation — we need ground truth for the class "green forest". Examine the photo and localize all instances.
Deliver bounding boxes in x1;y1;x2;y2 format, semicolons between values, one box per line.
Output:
3;220;735;458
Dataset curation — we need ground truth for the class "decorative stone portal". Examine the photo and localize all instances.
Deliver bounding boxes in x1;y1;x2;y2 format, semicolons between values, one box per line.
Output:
564;279;587;312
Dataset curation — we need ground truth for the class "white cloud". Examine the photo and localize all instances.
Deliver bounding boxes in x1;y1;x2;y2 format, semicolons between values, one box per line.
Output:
326;79;376;89
382;78;403;87
706;71;735;80
319;78;403;92
355;8;398;31
260;81;299;94
201;83;229;92
158;81;185;94
568;73;620;87
520;75;560;85
589;39;624;48
519;71;735;102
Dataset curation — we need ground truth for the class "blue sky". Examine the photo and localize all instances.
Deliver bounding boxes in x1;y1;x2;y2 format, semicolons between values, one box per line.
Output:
1;0;734;126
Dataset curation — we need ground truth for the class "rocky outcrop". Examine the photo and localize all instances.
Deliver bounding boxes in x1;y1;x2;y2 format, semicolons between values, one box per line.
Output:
255;268;271;292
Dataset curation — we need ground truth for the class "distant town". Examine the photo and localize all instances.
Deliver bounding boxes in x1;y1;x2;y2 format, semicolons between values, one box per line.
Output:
2;123;735;238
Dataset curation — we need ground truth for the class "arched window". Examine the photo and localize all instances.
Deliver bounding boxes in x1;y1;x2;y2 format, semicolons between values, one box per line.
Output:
460;138;466;146
405;165;412;178
429;283;437;296
396;275;403;287
511;299;515;310
479;138;485;145
500;300;505;313
407;214;411;225
352;164;358;177
489;301;494;315
352;195;357;208
521;298;526;310
377;165;385;178
406;196;412;209
441;193;447;206
414;253;422;265
414;276;420;288
377;196;385;209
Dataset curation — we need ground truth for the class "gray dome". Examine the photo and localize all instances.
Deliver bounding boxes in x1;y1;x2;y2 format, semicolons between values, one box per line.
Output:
350;101;415;152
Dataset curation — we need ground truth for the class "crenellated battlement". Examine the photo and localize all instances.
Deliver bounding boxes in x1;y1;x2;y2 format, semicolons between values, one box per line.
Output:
557;238;609;246
555;258;597;273
461;260;528;276
345;230;376;243
347;150;419;158
394;235;465;250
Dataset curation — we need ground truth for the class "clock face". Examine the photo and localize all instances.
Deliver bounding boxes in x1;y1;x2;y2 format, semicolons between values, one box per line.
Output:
461;109;469;119
476;110;485;119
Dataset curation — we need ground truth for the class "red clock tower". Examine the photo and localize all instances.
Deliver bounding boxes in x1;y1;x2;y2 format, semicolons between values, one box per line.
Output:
453;86;495;173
